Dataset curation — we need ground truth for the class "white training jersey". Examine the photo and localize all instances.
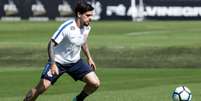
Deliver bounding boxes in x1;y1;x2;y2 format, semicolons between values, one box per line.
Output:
51;19;91;64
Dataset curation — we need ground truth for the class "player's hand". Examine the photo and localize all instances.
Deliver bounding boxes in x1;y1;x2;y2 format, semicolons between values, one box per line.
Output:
50;63;59;75
88;58;96;71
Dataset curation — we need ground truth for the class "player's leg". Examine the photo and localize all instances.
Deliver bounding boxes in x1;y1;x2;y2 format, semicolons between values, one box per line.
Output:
24;62;64;101
68;59;100;101
76;71;100;101
23;79;51;101
83;71;100;94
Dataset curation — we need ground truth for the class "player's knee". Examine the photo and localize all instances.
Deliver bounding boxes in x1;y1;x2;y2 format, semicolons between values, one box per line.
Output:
89;80;100;89
35;80;50;95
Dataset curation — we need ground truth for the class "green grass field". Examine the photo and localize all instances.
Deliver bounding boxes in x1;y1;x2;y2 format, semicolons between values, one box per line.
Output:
0;20;201;100
1;68;201;101
1;21;201;68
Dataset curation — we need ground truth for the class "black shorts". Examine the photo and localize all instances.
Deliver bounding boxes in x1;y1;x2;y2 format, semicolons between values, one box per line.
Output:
41;59;92;85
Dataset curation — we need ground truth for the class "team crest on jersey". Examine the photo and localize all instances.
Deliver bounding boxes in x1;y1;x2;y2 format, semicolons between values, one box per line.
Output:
70;26;75;30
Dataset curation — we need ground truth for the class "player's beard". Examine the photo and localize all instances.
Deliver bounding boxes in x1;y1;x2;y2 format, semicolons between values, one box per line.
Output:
84;19;91;26
84;22;90;26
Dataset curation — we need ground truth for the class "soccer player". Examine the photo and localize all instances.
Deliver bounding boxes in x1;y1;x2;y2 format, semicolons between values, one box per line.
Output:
23;1;100;101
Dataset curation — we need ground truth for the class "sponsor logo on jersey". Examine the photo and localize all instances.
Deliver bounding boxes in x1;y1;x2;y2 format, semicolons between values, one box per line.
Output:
70;26;75;30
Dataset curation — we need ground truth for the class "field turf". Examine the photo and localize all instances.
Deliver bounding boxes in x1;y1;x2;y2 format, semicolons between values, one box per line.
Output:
1;68;201;101
1;21;201;68
0;20;201;100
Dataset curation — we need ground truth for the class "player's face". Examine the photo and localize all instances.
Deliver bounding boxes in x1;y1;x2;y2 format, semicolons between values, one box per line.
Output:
80;11;93;26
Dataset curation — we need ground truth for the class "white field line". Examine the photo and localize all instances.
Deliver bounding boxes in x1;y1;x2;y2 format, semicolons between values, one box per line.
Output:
125;30;170;36
125;28;201;36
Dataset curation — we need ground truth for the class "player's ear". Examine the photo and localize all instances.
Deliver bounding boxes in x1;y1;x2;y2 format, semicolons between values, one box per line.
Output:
77;12;81;18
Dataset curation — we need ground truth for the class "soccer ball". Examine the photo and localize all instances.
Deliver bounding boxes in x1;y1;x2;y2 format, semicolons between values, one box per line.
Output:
172;86;192;101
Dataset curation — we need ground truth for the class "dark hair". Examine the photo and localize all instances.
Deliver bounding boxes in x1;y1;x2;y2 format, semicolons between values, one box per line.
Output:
74;1;94;17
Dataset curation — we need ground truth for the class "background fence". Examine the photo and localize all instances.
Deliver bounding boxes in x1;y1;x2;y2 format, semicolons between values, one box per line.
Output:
1;0;201;21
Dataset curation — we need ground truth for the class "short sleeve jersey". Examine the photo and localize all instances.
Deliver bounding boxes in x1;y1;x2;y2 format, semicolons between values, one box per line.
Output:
51;19;91;64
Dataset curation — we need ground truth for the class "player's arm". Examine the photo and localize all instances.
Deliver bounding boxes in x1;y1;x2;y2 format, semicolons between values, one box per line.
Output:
82;42;96;71
48;39;59;75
